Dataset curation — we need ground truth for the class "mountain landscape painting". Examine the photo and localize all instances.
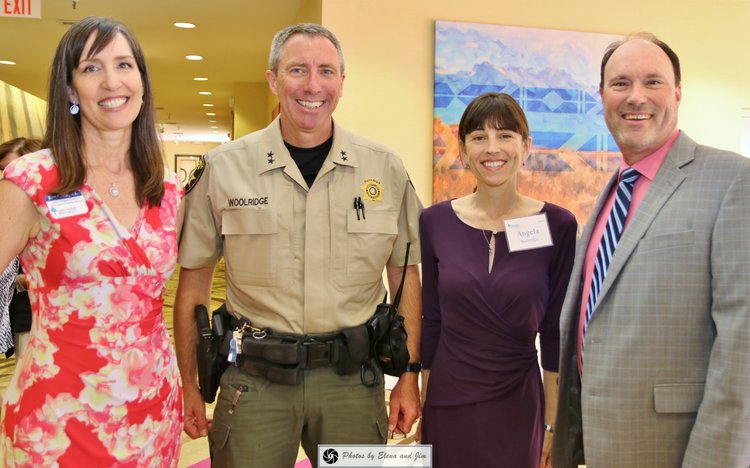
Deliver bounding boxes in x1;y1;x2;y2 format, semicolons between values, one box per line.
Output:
433;21;621;228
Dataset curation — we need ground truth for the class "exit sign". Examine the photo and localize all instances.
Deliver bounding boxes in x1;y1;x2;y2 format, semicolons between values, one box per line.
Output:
1;0;41;18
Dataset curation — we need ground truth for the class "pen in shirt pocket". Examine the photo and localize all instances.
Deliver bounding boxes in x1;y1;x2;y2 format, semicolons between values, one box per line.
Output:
353;196;366;220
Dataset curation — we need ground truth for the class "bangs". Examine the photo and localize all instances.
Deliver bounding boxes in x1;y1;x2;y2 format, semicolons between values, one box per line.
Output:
466;113;520;135
458;92;528;141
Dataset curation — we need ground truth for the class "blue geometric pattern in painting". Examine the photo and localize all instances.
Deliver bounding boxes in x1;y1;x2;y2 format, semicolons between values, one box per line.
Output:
435;81;601;116
433;22;623;157
531;131;575;150
435;78;612;151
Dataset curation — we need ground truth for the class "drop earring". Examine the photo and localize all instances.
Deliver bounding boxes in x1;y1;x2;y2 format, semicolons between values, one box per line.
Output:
70;103;80;115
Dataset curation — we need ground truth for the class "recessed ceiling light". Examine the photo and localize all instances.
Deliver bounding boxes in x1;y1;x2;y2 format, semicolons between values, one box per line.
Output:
202;104;214;107
186;55;203;61
210;126;218;129
206;112;216;116
0;60;16;65
199;91;212;95
208;120;217;123
174;22;196;29
193;77;208;81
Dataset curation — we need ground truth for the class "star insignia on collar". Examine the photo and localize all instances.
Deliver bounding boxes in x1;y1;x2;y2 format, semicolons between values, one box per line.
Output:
266;151;275;164
340;150;348;161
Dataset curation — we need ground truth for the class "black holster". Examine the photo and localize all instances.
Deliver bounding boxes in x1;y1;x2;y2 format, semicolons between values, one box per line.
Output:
365;242;413;377
331;325;371;376
195;304;231;403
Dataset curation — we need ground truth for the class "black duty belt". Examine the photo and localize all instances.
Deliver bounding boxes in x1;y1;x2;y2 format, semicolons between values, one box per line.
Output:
240;332;338;369
235;327;372;385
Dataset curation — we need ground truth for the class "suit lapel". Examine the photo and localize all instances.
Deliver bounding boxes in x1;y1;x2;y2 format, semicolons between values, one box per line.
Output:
592;133;696;312
559;172;618;339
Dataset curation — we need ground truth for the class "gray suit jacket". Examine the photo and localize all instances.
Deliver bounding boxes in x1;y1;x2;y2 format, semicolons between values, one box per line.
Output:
552;133;750;467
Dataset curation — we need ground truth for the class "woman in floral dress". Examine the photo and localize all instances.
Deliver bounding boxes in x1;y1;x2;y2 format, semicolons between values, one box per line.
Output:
0;17;183;467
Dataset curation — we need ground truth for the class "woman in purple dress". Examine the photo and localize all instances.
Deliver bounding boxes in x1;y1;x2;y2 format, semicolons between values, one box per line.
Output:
419;92;576;467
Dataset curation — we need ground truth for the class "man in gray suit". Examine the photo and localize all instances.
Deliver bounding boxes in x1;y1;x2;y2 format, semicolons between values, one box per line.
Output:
552;33;750;467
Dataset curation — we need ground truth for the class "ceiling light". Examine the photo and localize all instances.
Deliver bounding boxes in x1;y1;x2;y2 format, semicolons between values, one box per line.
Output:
193;77;208;81
206;112;216;116
199;91;212;95
210;126;218;129
0;60;16;65
202;104;214;107
174;22;196;29
208;120;217;123
185;55;203;61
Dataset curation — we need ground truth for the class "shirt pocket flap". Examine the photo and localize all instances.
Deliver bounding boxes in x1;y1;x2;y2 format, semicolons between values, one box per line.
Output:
222;209;277;235
653;383;704;414
347;210;398;235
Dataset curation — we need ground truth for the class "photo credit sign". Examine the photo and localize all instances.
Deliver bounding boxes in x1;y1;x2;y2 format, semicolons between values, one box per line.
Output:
318;445;432;467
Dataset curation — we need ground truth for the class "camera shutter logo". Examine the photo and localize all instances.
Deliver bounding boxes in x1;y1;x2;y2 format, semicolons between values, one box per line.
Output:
322;448;339;464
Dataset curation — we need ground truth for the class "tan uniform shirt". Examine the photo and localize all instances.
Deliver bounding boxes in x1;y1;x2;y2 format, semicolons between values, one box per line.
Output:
179;119;422;334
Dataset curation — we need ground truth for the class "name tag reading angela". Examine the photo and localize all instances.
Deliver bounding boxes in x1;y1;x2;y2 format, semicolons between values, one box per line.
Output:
504;213;553;252
45;191;88;219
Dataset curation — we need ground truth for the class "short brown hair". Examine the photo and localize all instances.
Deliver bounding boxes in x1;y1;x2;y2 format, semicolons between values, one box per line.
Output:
600;32;681;89
458;92;530;143
268;23;345;74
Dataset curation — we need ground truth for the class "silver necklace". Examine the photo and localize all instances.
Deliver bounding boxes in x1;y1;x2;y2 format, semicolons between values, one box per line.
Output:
108;181;120;197
482;230;498;273
92;169;122;198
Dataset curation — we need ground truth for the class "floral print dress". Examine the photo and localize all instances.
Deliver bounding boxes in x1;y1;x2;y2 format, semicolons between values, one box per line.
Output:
1;150;183;467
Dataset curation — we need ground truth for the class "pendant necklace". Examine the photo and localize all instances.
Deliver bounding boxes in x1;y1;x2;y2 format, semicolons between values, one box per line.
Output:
482;230;498;273
89;157;125;198
93;169;121;198
108;181;120;198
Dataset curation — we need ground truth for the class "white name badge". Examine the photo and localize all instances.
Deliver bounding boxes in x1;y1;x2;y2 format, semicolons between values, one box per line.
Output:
504;213;553;252
45;191;88;219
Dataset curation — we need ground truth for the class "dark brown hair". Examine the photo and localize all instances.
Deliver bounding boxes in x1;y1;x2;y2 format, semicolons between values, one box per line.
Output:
44;16;164;207
0;137;42;159
458;92;530;143
600;32;681;89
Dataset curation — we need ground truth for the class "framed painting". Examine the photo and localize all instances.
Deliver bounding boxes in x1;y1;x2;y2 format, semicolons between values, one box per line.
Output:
433;21;621;228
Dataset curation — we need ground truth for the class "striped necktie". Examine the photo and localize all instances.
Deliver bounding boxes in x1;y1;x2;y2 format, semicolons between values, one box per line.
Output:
582;167;641;363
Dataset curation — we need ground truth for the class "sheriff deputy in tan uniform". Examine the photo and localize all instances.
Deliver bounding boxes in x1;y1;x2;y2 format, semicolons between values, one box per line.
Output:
174;23;423;467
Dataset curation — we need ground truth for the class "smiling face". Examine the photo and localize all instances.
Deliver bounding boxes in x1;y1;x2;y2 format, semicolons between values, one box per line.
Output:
601;39;681;164
460;123;530;189
265;33;345;147
69;31;144;138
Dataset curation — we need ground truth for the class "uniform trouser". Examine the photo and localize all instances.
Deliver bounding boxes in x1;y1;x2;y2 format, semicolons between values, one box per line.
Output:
209;365;388;468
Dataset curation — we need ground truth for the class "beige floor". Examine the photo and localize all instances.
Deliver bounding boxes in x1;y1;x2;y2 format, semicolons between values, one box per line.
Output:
0;262;415;467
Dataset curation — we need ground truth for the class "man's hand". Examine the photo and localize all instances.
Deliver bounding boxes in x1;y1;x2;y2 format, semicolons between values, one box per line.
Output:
182;382;211;438
387;372;421;437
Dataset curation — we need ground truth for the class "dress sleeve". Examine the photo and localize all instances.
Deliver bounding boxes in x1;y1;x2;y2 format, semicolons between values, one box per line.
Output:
1;151;50;205
419;208;441;369
539;208;577;371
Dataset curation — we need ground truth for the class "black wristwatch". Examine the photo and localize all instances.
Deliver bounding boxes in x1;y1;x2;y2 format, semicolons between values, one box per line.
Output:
404;362;422;373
